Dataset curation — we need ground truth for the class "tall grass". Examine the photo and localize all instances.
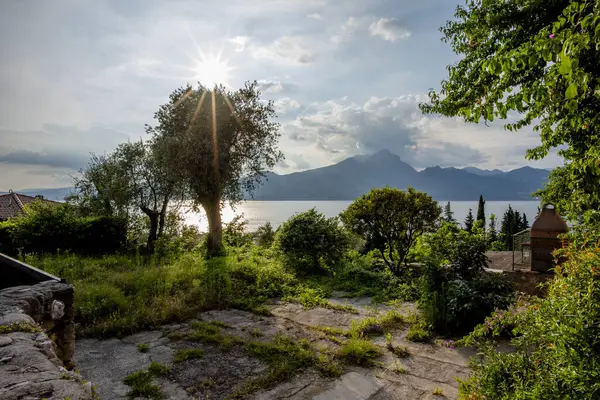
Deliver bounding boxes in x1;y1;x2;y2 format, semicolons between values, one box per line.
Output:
24;246;296;338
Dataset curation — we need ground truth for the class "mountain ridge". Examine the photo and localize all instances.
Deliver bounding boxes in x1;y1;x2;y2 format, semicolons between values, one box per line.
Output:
2;152;550;201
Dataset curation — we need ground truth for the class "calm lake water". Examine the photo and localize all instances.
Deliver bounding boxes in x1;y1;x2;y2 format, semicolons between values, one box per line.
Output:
182;201;541;232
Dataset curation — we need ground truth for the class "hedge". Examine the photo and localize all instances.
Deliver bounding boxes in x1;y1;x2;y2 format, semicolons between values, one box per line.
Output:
0;203;126;256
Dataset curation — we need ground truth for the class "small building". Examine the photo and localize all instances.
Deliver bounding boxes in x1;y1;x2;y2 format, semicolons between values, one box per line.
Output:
529;204;568;272
0;190;57;221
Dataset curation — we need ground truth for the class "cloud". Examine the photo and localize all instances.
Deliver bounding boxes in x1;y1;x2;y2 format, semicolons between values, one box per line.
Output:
274;97;301;114
307;13;323;20
228;36;251;52
0;150;90;170
330;17;365;44
369;18;411;42
281;94;549;169
252;36;319;64
257;79;297;94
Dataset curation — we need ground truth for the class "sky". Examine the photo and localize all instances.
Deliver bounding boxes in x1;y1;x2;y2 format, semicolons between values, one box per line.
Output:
0;0;562;191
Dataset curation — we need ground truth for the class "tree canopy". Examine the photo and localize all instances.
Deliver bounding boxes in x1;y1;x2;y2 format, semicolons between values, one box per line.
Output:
421;0;600;221
148;81;283;256
340;187;441;274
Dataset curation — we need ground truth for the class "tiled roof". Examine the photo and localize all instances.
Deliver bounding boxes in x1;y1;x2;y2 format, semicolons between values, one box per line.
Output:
0;191;58;220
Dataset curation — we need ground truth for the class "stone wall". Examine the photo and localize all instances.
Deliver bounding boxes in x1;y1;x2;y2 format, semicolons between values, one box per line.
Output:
487;269;554;297
0;281;93;399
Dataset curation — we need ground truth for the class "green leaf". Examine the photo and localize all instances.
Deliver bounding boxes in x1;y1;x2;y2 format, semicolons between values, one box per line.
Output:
559;56;572;75
566;83;578;99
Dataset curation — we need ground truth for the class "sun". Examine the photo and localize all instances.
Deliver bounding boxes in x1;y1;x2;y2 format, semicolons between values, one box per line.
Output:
191;52;235;88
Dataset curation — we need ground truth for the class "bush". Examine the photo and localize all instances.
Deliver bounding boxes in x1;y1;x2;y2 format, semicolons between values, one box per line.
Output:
459;244;600;399
417;222;513;335
0;202;126;256
224;214;252;248
275;208;349;273
419;264;513;336
340;187;441;276
254;222;275;247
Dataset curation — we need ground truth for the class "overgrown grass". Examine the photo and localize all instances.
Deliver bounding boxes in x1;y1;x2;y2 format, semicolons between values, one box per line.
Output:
338;338;382;366
173;348;205;363
231;334;342;398
187;320;245;349
24;247;296;338
123;370;163;400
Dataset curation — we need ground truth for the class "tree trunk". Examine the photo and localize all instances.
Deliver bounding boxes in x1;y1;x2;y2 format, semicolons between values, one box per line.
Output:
203;199;224;258
157;196;169;238
141;206;160;254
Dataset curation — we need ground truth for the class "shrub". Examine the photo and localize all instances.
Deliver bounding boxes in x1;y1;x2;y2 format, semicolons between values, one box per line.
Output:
417;222;512;335
340;187;441;276
224;214;252;248
458;244;600;399
275;208;349;273
0;202;127;256
419;264;513;335
254;222;275;247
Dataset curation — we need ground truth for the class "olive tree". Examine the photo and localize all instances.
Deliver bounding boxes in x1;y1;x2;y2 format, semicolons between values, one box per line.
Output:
148;82;283;257
71;140;187;252
420;0;600;221
340;187;441;275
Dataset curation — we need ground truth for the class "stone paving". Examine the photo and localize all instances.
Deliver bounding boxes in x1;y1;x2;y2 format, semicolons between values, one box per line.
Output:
75;297;475;399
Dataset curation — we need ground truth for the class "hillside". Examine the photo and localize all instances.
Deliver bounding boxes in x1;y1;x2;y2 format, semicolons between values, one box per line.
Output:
247;150;549;201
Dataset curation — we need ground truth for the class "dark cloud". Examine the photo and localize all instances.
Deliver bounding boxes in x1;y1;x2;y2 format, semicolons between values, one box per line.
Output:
0;150;90;170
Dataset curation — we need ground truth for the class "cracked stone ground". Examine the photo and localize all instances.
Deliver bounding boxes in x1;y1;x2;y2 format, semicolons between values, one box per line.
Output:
75;296;477;400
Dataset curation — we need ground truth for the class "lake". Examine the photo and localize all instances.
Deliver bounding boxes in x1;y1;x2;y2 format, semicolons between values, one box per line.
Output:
181;200;541;232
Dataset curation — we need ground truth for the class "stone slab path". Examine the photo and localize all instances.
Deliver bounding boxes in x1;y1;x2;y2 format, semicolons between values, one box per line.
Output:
74;297;475;399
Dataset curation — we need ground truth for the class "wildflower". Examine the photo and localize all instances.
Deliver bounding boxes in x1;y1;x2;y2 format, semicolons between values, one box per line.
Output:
549;33;556;39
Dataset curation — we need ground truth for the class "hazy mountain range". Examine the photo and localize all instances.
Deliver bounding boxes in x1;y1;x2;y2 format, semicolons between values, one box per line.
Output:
2;150;551;201
246;150;550;201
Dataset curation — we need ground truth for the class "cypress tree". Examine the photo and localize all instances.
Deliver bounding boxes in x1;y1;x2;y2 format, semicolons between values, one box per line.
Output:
464;209;475;233
522;213;529;230
476;195;486;227
443;201;455;224
500;205;514;250
488;213;498;244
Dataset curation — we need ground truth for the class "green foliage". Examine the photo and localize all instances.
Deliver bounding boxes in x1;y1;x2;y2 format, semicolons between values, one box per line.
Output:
476;195;486;226
416;222;513;335
459;243;600;399
406;318;433;343
148;82;284;257
275;208;349;273
422;0;600;220
148;361;169;377
123;370;163;400
25;245;294;337
463;209;475;233
254;222;276;247
0;202;127;256
443;201;456;224
224;214;253;248
0;321;42;334
340;187;441;275
338;338;382;366
173;348;205;363
137;343;150;353
487;213;499;247
420;222;489;280
499;205;530;250
234;334;341;397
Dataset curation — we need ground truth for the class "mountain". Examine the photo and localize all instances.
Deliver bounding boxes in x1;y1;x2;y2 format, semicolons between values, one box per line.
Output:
6;151;551;202
462;167;504;176
247;151;550;201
